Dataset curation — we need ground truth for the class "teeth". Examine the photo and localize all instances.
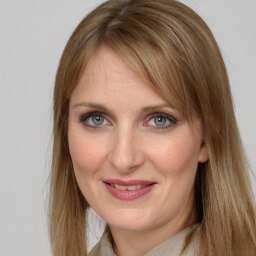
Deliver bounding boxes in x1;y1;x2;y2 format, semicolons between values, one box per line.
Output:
111;184;147;190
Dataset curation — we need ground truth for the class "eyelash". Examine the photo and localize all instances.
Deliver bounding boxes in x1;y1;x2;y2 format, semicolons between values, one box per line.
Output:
79;112;177;129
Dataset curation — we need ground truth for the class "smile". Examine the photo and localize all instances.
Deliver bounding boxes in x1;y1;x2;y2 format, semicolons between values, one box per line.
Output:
103;179;156;200
110;184;147;190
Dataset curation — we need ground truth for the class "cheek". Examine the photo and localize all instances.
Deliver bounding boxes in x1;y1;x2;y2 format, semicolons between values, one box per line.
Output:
148;134;200;176
68;131;106;176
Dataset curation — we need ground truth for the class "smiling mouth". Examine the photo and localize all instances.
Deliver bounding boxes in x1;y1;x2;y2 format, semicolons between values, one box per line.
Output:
103;179;156;200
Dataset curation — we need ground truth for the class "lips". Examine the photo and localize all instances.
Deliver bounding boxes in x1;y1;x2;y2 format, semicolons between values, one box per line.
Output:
103;179;156;200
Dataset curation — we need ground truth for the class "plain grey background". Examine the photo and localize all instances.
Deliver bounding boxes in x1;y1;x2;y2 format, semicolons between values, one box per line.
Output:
0;0;255;255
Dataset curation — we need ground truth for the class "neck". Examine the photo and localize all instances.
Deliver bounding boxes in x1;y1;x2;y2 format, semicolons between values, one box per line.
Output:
110;208;197;256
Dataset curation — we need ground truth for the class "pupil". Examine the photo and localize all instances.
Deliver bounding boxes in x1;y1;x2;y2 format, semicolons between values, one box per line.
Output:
155;117;166;126
93;116;103;125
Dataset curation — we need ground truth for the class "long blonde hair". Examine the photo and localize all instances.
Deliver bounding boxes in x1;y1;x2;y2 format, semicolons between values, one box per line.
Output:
49;0;256;255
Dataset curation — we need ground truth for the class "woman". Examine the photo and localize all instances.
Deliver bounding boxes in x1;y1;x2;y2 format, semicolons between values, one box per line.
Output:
48;0;256;255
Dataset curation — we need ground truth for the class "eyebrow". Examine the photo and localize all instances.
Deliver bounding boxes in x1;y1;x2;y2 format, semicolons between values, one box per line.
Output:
72;102;112;112
141;103;175;112
72;102;175;113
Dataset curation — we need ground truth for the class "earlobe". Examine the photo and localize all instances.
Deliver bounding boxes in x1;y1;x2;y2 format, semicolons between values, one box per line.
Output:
198;143;209;163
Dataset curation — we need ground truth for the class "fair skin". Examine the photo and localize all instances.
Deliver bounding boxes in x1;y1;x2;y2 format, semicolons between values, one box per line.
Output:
68;47;208;256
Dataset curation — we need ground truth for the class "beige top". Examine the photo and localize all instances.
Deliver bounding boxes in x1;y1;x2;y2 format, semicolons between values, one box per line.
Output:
89;224;200;256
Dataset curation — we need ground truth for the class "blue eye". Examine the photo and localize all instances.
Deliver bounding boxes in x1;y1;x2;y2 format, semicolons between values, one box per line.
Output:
90;115;105;125
153;117;167;126
80;112;110;127
146;113;177;128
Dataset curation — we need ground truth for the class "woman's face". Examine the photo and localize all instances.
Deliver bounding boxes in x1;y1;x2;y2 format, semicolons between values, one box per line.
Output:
68;47;208;234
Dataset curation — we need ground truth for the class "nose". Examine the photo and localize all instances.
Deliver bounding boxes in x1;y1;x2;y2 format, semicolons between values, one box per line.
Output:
108;127;145;173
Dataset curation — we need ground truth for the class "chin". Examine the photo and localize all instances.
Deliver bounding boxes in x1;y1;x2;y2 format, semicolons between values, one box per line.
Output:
105;209;154;232
110;221;151;232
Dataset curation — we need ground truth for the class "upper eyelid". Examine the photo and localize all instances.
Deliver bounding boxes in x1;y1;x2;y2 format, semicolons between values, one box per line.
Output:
146;112;177;122
80;111;108;120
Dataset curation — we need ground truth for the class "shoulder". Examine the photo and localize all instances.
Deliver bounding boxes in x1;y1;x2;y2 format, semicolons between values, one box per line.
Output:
89;230;116;256
89;242;101;256
146;224;200;256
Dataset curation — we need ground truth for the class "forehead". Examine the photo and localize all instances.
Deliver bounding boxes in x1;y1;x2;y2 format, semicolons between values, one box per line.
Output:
70;47;169;108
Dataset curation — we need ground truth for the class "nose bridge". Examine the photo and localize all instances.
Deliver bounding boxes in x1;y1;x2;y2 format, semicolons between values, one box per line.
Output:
108;124;144;172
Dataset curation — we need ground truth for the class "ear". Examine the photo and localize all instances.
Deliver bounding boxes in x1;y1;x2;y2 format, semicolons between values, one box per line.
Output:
198;141;209;163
